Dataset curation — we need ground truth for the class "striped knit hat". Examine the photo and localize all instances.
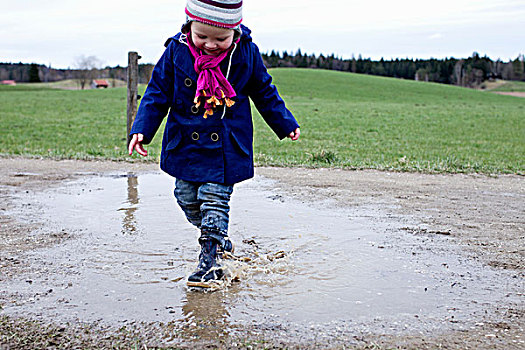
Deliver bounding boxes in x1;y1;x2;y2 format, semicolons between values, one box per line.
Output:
185;0;243;29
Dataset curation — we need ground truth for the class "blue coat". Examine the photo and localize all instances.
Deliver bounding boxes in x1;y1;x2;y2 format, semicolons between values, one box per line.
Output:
130;25;299;185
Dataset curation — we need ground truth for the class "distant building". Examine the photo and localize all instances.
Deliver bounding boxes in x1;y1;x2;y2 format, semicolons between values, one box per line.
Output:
91;79;109;89
1;80;16;86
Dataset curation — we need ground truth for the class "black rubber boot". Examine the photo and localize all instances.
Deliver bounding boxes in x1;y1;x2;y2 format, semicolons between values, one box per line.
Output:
207;232;234;256
187;236;222;285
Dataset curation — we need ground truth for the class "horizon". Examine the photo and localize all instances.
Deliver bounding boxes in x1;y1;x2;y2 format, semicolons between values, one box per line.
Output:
2;50;523;70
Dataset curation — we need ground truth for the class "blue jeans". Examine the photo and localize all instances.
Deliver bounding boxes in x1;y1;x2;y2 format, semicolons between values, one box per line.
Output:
174;179;233;237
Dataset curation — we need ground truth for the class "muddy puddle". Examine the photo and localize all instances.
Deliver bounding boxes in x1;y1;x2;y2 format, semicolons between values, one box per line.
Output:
2;172;522;341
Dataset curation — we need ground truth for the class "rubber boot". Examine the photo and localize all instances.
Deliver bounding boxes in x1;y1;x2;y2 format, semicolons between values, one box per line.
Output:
206;231;234;256
187;235;223;287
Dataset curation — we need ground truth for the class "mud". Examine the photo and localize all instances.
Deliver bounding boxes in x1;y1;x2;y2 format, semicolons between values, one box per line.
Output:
0;157;524;349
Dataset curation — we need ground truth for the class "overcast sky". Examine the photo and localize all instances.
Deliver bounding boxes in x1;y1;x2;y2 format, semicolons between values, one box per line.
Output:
1;0;524;69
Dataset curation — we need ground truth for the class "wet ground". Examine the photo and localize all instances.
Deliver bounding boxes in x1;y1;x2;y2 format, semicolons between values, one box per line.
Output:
0;159;524;348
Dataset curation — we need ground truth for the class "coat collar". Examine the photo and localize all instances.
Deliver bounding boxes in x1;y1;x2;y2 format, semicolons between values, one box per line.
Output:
170;33;198;80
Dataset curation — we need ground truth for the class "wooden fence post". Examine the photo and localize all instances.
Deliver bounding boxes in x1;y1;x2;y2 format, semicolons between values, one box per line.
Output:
127;51;140;147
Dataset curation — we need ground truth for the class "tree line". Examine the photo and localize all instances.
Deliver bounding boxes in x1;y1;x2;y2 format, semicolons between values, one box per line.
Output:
2;51;523;89
0;61;154;87
261;50;525;87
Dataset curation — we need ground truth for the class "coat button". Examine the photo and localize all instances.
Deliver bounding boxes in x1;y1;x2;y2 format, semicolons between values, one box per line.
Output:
210;133;219;142
184;78;193;87
191;105;199;114
191;132;199;141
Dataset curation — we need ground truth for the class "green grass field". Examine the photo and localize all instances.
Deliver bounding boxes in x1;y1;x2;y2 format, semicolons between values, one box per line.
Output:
1;69;523;174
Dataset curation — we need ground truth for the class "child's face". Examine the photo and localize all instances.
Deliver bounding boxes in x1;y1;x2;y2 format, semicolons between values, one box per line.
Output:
190;21;234;56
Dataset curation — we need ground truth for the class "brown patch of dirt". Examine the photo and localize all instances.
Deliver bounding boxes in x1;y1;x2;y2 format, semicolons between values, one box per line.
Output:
492;91;525;98
1;157;524;349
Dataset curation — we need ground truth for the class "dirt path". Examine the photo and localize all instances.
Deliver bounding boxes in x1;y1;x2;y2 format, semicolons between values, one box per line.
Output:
1;157;524;349
492;91;525;98
257;167;525;271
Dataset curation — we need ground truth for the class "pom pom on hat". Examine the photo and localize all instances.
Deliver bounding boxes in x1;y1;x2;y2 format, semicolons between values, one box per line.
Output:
185;0;243;29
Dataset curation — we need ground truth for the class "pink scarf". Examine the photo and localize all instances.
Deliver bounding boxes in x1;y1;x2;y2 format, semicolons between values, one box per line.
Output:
187;34;237;118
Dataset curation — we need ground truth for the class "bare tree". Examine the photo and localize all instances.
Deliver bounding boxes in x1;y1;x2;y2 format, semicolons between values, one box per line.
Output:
73;55;102;89
453;60;464;86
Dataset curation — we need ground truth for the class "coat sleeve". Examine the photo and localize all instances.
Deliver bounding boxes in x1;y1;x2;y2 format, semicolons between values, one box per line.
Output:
129;42;175;145
247;43;299;140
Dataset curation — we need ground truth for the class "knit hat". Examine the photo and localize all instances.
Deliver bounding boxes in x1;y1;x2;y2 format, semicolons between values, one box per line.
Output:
185;0;243;29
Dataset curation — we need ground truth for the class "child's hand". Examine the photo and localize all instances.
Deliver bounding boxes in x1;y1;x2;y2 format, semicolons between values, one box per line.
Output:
128;133;148;157
288;128;300;141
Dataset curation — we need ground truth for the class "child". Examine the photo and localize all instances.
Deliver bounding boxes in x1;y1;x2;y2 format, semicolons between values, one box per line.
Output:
128;0;300;288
